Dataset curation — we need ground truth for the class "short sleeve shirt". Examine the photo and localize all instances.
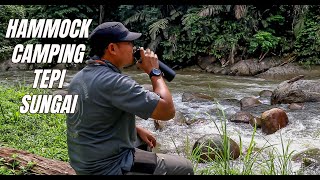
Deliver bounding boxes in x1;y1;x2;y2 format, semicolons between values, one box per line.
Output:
66;61;160;175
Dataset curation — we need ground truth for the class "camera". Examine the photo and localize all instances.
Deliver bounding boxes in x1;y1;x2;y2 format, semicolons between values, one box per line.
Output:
133;47;176;82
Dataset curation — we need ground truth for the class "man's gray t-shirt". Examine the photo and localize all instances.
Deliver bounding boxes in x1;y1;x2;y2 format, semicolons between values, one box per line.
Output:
66;61;160;175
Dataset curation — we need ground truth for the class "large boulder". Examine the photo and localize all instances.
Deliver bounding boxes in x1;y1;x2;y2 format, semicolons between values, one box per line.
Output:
230;59;261;76
256;64;308;80
0;59;29;71
192;134;240;163
229;57;282;76
271;78;320;104
292;148;320;168
197;55;217;70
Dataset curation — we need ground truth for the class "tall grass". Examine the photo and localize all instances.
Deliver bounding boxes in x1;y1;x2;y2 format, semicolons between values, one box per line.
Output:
178;101;295;175
258;131;295;175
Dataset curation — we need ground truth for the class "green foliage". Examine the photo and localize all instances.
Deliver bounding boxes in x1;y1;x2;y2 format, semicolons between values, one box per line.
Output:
123;7;159;25
25;5;98;21
294;5;320;65
161;8;221;63
161;6;251;64
0;85;68;164
149;18;169;40
0;46;13;62
25;5;99;65
263;14;285;29
122;5;189;61
249;31;281;54
0;5;319;68
0;155;36;175
0;5;26;61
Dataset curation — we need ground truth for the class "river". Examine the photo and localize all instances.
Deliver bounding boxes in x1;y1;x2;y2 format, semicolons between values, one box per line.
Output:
0;66;319;174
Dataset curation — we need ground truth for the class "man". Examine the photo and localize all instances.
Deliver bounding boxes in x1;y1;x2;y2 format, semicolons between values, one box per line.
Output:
66;21;194;175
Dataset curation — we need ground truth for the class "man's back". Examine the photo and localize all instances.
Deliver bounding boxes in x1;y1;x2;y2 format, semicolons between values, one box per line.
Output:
67;64;135;175
66;62;160;175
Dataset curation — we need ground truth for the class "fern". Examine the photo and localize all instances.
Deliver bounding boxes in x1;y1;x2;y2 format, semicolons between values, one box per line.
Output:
170;9;182;20
149;18;168;40
199;5;224;17
123;10;148;25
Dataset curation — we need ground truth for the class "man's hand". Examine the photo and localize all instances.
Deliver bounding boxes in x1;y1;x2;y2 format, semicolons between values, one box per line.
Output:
136;126;156;148
136;47;159;75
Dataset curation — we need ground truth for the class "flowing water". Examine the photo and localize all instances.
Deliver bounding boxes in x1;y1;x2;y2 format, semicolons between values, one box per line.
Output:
0;66;320;174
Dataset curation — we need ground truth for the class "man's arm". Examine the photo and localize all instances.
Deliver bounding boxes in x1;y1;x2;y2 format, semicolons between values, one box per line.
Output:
137;48;175;121
150;75;175;120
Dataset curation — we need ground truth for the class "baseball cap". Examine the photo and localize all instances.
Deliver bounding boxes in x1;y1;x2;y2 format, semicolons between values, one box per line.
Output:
89;22;142;43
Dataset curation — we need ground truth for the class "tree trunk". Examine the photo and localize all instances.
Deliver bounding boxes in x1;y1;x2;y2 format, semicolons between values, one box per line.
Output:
99;5;105;24
229;44;236;65
0;147;76;175
99;5;121;23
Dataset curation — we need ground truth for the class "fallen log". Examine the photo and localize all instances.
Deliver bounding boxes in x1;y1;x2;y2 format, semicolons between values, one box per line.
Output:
0;147;76;175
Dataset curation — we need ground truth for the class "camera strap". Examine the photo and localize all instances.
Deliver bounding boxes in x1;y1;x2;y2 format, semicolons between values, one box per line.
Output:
85;58;121;73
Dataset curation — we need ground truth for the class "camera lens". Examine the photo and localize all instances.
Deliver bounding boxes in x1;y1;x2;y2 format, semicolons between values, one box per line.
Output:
133;46;141;62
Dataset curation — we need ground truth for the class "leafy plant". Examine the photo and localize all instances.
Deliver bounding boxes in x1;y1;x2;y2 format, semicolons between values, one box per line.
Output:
294;5;320;65
249;31;281;61
0;5;26;61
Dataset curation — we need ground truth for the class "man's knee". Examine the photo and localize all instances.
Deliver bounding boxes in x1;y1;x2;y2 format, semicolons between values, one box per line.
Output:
154;153;194;175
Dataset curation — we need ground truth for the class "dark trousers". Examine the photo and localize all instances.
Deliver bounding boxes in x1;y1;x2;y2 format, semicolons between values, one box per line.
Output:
128;136;194;175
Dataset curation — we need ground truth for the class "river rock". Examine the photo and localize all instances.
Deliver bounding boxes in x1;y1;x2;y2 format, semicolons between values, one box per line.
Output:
205;64;225;74
240;97;262;110
292;148;320;167
192;134;240;163
249;117;262;128
53;63;67;70
271;79;320;104
173;111;187;125
0;59;29;71
185;118;204;125
258;57;283;71
288;103;304;110
242;104;278;117
154;120;166;131
256;64;308;80
217;98;240;107
259;90;273;97
230;59;261;76
52;90;68;97
197;55;217;70
229;111;254;124
260;108;289;135
220;67;231;75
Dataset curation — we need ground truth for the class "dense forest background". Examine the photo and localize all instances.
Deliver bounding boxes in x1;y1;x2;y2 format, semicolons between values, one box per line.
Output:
0;5;319;69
